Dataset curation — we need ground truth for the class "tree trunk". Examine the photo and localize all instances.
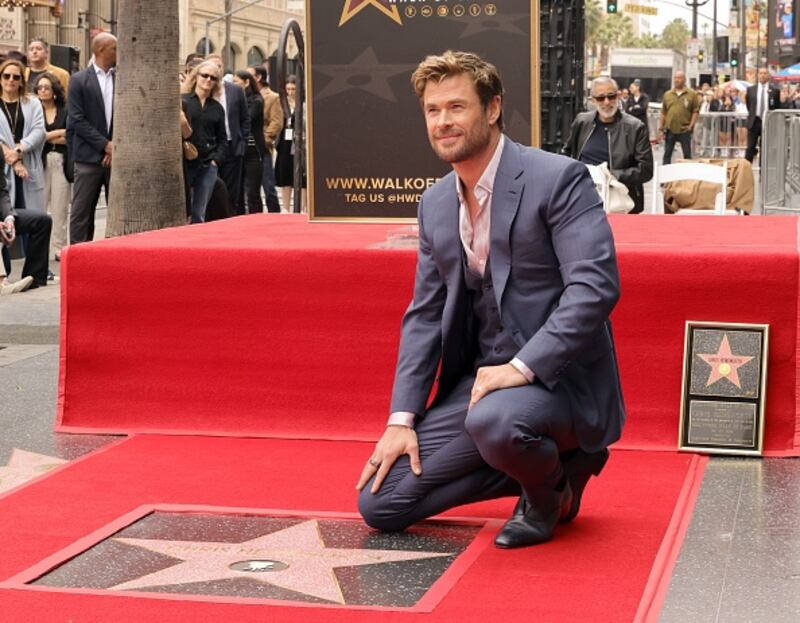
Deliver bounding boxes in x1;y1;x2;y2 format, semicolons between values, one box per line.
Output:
106;0;185;237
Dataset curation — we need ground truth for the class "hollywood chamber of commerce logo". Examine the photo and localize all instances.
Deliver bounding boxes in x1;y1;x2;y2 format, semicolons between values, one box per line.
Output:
339;0;498;27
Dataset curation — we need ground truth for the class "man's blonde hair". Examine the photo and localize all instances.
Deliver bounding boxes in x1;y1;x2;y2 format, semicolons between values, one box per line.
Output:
411;50;504;130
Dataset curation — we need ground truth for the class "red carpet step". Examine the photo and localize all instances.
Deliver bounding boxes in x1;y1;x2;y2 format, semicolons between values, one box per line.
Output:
56;215;800;455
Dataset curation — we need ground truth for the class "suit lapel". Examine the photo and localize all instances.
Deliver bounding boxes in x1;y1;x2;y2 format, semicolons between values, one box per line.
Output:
490;138;524;309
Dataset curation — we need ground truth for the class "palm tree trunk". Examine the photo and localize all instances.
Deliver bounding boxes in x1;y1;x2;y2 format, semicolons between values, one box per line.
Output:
106;0;186;237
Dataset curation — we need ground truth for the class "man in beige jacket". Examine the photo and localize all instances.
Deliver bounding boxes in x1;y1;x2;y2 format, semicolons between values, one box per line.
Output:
248;65;283;213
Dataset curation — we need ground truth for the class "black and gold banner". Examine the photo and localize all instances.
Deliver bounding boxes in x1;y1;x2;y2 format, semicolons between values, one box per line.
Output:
307;0;539;221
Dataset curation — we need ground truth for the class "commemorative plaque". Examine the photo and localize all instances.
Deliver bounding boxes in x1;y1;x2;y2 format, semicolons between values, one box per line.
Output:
678;322;769;456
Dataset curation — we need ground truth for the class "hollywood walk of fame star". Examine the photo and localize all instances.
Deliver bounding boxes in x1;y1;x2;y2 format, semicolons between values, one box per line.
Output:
313;47;415;103
111;519;452;604
0;449;67;495
697;334;754;389
340;0;402;27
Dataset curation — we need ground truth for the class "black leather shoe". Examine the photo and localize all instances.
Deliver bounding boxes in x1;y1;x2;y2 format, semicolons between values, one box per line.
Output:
494;481;573;549
560;448;609;524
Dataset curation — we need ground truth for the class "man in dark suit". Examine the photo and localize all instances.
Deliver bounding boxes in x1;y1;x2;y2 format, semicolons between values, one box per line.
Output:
207;55;250;215
745;67;782;163
1;164;51;291
67;33;116;244
357;51;625;549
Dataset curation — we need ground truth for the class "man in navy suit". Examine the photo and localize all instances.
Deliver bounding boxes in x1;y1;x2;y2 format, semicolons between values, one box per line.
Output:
357;51;625;548
67;33;116;244
207;55;250;215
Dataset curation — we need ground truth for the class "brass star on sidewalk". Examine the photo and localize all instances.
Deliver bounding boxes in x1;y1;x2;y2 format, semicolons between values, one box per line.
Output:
0;449;66;495
340;0;402;27
697;334;754;389
111;519;451;604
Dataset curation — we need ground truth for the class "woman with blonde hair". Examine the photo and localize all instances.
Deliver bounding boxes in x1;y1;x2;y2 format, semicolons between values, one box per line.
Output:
0;58;47;286
181;61;227;223
0;59;46;214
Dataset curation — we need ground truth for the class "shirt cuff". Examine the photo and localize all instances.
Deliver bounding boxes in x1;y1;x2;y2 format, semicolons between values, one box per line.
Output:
387;411;416;428
510;357;535;383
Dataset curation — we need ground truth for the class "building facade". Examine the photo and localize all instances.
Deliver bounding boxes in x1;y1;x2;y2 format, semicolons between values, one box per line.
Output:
0;0;303;70
181;0;303;71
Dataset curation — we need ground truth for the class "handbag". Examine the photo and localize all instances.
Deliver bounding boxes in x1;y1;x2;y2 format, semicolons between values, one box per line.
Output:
182;140;198;161
585;162;634;214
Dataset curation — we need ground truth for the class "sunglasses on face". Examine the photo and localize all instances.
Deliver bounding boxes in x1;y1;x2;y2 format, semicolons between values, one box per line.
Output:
198;73;218;82
592;93;618;102
2;73;21;81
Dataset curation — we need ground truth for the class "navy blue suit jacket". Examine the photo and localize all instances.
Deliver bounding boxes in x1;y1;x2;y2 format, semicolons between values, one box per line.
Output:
223;81;250;158
390;138;626;452
66;65;113;165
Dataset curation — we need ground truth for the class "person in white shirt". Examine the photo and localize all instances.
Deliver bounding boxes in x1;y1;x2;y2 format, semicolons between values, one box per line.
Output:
66;33;116;244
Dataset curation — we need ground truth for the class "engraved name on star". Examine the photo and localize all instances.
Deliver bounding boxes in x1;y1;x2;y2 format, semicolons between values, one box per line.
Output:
111;519;451;604
0;449;67;495
697;334;754;389
340;0;402;27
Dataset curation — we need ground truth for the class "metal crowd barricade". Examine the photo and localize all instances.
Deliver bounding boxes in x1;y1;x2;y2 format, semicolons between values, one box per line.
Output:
646;109;749;161
761;109;800;214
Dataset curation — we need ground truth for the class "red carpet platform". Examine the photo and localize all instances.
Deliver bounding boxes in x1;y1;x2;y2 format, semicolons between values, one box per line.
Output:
0;436;703;622
56;214;800;455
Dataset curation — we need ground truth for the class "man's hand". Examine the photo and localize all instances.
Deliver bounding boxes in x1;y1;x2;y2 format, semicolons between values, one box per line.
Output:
102;153;112;168
469;363;529;409
356;425;421;494
104;141;113;156
1;218;15;246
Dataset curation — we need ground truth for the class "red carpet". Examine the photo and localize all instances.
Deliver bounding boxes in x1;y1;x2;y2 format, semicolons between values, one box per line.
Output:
56;214;800;455
0;436;702;622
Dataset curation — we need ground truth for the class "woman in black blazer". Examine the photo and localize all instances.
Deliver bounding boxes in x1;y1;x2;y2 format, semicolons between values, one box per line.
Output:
233;70;266;215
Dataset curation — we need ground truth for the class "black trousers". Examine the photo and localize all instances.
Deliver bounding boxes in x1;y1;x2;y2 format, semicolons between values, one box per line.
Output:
358;375;577;532
663;131;692;164
239;145;264;215
220;146;244;216
12;209;52;286
745;117;762;164
70;162;111;244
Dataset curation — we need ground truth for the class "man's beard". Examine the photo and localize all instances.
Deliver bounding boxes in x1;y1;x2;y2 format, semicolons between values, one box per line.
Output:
429;116;492;164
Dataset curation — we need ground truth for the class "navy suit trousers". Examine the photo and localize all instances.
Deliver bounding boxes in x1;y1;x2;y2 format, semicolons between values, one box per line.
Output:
358;374;577;532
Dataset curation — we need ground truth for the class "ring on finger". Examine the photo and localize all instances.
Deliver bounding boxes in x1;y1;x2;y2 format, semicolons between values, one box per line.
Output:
369;458;380;467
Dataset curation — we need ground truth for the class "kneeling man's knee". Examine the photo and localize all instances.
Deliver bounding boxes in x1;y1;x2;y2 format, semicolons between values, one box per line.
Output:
357;487;412;533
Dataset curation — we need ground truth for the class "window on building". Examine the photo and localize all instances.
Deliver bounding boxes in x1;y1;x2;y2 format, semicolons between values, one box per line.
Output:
247;46;266;67
196;38;214;55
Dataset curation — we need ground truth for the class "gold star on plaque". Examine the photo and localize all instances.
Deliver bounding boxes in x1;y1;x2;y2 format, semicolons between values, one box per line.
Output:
339;0;403;27
697;334;754;389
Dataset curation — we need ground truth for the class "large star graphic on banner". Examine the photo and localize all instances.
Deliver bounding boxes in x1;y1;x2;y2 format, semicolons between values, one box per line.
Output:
0;449;67;495
448;12;529;39
340;0;402;27
313;47;415;102
697;334;754;389
111;519;452;604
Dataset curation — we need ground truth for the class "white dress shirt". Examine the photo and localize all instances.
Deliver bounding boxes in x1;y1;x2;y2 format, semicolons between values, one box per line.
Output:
92;62;114;134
